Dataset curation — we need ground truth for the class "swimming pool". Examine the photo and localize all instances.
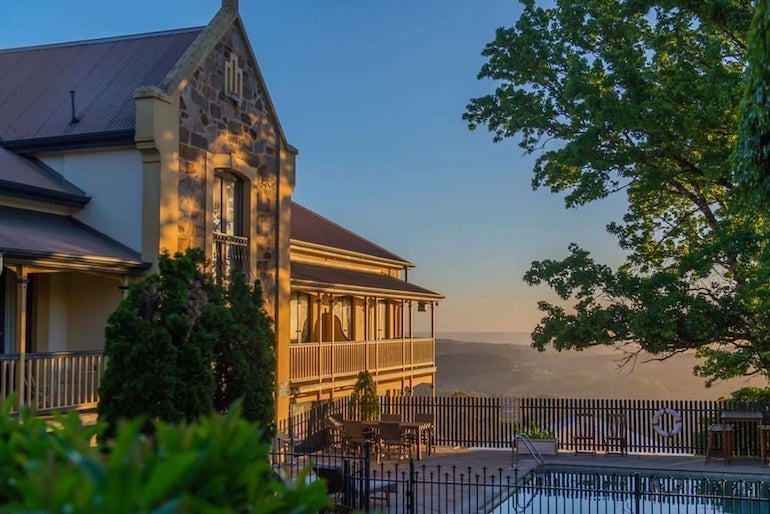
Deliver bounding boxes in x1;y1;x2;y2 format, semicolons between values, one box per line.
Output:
488;465;770;514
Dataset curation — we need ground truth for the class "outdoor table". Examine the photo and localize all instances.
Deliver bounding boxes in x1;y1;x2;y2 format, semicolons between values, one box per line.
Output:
720;410;764;462
361;420;433;460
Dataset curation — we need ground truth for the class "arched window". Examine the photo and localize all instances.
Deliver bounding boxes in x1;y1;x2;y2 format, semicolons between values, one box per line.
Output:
212;171;248;283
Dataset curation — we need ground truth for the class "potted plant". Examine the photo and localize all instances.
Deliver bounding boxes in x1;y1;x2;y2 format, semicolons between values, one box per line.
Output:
515;425;558;455
347;370;380;421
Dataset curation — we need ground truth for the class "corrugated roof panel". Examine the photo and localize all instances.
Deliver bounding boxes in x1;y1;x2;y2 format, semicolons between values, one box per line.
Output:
291;202;410;264
0;206;143;267
292;262;441;298
0;148;86;199
0;28;203;142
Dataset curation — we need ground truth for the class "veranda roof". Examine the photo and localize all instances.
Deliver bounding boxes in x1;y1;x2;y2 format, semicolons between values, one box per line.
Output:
0;206;148;273
291;262;442;301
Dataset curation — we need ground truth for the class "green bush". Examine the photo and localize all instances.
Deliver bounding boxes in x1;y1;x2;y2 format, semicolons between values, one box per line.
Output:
213;273;276;442
1;403;330;513
516;424;556;439
347;370;380;421
99;250;276;440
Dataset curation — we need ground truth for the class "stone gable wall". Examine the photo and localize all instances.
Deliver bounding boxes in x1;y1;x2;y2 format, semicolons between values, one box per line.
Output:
178;25;281;303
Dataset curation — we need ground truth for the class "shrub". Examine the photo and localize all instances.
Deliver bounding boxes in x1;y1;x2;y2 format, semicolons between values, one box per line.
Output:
2;404;330;513
347;370;380;421
516;424;556;439
99;250;277;440
213;273;276;441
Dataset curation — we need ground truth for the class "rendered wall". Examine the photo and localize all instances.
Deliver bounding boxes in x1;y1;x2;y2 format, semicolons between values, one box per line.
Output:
34;273;123;353
38;149;144;252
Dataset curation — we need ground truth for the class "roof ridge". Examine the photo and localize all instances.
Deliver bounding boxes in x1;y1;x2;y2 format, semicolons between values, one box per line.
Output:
292;201;411;264
0;27;204;55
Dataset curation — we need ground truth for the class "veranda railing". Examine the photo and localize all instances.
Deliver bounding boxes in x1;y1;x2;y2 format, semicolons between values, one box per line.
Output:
0;351;105;413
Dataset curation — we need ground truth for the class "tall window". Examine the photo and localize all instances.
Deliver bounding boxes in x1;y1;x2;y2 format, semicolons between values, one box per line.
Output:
376;300;387;340
213;172;248;283
290;292;310;343
333;296;353;341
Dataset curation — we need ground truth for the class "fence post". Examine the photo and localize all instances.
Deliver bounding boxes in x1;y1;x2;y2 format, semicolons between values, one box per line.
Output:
633;472;641;514
362;442;371;513
408;458;416;514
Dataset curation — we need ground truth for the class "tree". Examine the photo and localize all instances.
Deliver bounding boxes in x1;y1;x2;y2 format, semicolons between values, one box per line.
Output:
99;250;277;438
463;0;770;386
347;371;380;421
736;0;770;207
212;272;276;442
98;249;215;434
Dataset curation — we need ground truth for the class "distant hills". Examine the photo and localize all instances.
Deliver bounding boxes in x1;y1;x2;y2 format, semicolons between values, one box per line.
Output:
433;333;766;400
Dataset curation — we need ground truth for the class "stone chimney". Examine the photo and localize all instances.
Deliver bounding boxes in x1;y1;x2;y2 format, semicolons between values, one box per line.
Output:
222;0;238;11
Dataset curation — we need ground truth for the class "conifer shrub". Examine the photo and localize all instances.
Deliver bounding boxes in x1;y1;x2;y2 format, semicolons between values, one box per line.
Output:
213;272;276;441
98;249;276;439
347;370;380;421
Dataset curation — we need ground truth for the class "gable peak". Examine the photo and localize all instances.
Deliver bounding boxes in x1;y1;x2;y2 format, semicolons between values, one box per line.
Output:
222;0;238;11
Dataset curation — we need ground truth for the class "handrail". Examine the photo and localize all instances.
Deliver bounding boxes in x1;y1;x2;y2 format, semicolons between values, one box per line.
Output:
511;433;544;468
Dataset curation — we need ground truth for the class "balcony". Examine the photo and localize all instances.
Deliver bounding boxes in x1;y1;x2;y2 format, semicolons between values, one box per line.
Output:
212;232;249;283
0;351;105;413
289;337;435;396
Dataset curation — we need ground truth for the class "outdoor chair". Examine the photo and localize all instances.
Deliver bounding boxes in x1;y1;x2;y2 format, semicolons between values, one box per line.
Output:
326;414;345;449
705;424;733;465
574;411;597;454
603;411;627;455
381;413;401;423
312;462;397;507
378;421;410;460
342;420;366;455
414;412;435;456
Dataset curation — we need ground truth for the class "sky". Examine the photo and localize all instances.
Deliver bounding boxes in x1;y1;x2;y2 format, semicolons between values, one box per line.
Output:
2;1;628;334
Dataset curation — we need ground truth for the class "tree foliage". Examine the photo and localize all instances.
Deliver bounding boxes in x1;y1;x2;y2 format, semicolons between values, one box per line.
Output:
213;273;276;441
347;371;380;421
1;404;329;513
98;249;276;438
736;0;770;206
464;0;770;386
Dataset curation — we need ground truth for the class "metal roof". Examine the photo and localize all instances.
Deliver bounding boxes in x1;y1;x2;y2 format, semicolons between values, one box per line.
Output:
0;206;147;272
0;28;202;142
291;262;441;299
291;202;411;265
0;148;87;205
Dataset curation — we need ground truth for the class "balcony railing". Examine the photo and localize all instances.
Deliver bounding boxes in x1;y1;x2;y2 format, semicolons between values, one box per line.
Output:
0;351;106;413
289;338;435;384
212;232;249;283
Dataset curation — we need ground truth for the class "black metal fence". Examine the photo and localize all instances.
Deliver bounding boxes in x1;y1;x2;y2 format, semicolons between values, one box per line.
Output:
269;444;770;513
278;396;770;456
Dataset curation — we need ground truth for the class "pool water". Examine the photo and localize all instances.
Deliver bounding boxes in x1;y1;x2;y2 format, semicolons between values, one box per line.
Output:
489;466;770;514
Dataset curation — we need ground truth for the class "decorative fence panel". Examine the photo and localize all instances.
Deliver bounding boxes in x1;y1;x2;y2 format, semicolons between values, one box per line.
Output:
282;395;770;456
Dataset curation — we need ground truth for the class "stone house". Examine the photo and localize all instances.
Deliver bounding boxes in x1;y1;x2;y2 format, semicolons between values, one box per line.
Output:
0;0;440;422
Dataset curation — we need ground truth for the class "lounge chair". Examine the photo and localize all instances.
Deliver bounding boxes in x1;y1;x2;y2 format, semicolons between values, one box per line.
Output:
312;462;397;507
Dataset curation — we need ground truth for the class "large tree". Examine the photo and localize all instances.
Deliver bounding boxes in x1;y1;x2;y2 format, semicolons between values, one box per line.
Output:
463;0;770;386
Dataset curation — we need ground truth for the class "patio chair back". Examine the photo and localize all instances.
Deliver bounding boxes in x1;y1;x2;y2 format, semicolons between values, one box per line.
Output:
603;411;627;454
381;413;401;423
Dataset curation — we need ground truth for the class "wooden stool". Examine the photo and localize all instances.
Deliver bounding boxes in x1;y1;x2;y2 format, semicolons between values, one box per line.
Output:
705;424;733;465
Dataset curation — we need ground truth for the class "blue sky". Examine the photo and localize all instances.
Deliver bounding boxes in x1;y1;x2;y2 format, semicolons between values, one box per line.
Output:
3;1;627;333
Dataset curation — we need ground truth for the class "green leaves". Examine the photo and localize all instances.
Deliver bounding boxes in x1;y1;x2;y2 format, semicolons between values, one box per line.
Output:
466;0;770;387
1;406;331;514
99;250;276;442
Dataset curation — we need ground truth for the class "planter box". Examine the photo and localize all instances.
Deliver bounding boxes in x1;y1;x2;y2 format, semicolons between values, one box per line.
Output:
516;438;558;456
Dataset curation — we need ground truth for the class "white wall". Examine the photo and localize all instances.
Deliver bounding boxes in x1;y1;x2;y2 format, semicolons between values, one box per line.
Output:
37;272;123;352
39;149;143;251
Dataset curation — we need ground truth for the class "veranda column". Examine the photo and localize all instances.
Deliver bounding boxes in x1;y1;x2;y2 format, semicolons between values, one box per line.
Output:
15;266;27;409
